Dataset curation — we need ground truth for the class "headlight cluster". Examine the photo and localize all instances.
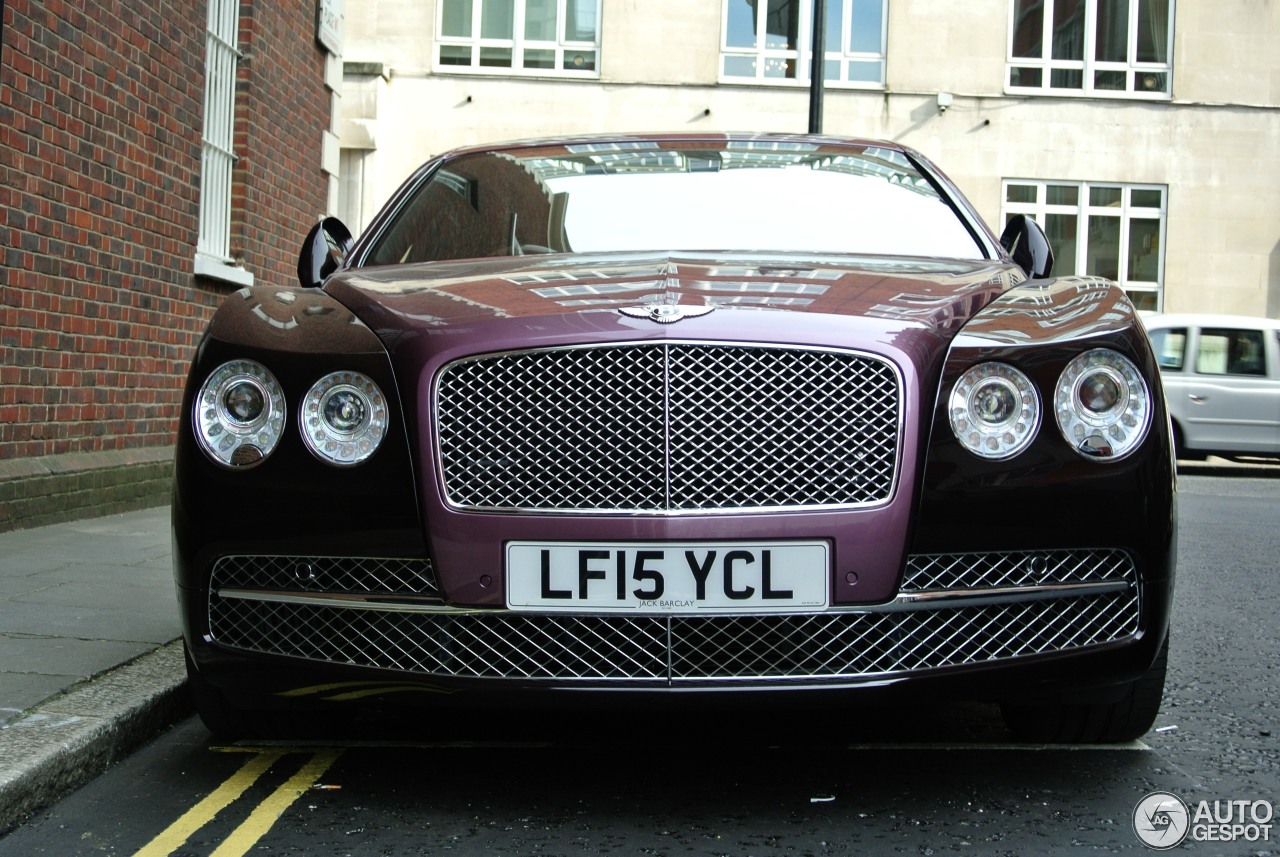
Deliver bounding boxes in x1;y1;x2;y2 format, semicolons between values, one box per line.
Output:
300;371;388;466
948;349;1151;462
194;361;387;469
195;361;286;468
1054;349;1152;460
948;363;1040;460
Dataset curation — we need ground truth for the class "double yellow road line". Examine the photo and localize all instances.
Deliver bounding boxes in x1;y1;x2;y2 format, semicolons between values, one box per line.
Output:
133;747;342;857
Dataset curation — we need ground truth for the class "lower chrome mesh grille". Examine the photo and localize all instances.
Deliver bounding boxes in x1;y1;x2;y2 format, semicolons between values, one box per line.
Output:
901;548;1134;592
208;551;1140;683
211;555;440;597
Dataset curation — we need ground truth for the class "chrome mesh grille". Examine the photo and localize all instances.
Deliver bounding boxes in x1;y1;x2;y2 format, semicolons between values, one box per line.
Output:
901;549;1134;592
211;556;440;598
435;343;900;512
208;551;1139;683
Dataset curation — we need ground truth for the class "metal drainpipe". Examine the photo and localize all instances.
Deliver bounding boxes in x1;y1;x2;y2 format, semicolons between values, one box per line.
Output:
808;0;826;134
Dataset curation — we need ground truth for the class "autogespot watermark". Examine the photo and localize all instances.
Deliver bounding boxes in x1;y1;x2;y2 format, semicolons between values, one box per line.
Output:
1133;791;1275;849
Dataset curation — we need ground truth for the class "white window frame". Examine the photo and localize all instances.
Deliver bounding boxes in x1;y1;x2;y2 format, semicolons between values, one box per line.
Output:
337;148;379;235
195;0;251;286
720;0;887;88
1002;179;1168;311
434;0;602;78
1006;0;1174;98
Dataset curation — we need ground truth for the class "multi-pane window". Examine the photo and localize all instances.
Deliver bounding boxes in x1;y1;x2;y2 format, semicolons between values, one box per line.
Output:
1008;0;1174;96
197;0;239;264
1003;181;1167;311
436;0;601;76
721;0;887;87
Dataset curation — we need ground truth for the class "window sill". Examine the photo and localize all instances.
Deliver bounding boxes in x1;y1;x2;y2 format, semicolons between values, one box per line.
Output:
717;77;886;91
429;65;601;80
194;254;255;288
1003;85;1172;101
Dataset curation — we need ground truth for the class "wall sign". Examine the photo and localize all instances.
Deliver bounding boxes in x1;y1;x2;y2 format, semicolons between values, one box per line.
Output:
317;0;343;55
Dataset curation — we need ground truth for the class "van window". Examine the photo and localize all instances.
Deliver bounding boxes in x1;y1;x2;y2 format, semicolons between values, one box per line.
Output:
1196;328;1266;377
1148;327;1186;371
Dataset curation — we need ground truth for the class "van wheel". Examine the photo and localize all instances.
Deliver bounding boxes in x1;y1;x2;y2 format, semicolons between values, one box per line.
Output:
1171;423;1206;461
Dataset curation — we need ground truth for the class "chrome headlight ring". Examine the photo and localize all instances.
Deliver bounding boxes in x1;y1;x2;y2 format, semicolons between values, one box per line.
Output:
1055;348;1152;461
301;370;388;466
194;360;286;469
948;362;1041;460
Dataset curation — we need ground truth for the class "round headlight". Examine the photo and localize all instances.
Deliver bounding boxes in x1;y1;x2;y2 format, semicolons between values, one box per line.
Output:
323;389;368;433
1077;371;1122;413
194;360;286;468
948;362;1041;460
301;371;388;466
223;380;266;423
1054;349;1152;461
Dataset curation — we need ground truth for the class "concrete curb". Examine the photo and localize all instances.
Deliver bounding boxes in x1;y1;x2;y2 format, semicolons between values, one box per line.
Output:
0;641;190;835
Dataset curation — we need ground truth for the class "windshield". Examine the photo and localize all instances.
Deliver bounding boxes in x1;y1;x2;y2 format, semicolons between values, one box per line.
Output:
362;141;985;266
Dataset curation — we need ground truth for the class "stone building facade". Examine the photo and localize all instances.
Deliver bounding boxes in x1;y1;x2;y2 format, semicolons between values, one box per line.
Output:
337;0;1279;319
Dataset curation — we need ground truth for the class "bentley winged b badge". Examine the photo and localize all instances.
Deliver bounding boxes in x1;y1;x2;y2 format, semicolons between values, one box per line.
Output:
619;300;716;325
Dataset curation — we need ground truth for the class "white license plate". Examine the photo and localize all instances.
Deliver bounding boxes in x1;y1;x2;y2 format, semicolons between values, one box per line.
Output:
506;541;829;613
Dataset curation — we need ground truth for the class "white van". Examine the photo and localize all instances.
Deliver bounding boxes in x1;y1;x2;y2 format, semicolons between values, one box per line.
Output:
1143;314;1280;459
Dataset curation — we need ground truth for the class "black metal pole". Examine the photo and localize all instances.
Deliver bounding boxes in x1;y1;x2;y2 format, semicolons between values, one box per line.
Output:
807;0;826;133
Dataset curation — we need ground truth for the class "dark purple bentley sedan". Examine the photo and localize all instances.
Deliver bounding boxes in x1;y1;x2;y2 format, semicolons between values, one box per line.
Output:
174;134;1176;742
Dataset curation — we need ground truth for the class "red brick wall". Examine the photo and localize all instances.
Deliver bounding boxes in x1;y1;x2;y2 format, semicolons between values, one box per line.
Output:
0;0;331;463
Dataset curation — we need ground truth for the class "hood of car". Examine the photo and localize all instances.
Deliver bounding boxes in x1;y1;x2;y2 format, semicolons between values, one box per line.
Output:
315;251;1027;608
324;252;1022;348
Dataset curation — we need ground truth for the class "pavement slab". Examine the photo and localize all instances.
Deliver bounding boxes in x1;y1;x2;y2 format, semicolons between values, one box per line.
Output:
0;506;188;834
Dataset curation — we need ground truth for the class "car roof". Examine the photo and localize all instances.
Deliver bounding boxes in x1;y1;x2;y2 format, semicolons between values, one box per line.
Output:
1143;313;1280;331
432;132;914;159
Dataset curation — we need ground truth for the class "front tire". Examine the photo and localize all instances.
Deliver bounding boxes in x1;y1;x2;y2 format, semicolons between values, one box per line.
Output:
184;645;348;740
1000;638;1168;743
184;644;276;739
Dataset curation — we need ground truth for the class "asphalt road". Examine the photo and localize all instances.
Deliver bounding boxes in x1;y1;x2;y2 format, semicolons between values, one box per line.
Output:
0;473;1276;856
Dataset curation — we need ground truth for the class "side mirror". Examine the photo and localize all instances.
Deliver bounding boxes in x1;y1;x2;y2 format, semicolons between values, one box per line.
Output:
297;217;354;289
999;214;1054;279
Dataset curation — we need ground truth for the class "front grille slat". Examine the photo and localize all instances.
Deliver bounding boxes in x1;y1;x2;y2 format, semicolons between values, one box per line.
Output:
212;555;440;598
899;549;1133;592
208;551;1141;683
436;343;901;512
